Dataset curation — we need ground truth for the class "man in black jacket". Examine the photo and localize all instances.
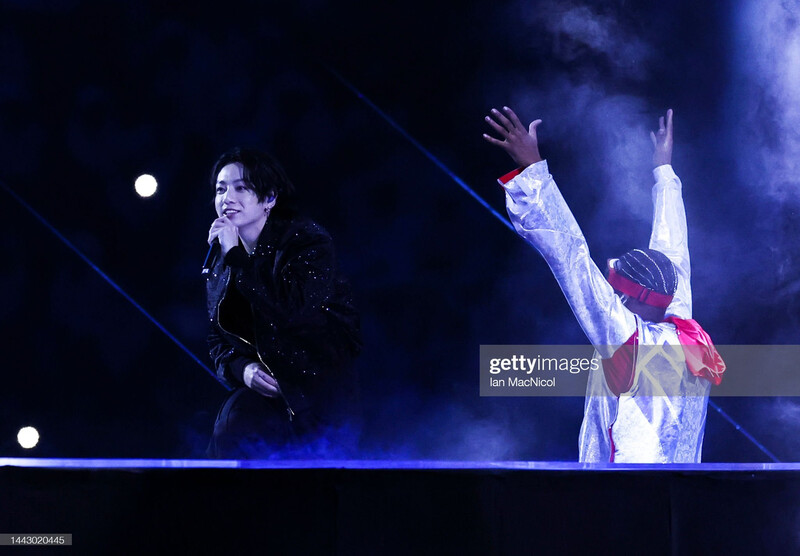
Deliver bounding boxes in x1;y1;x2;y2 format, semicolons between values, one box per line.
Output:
205;148;361;458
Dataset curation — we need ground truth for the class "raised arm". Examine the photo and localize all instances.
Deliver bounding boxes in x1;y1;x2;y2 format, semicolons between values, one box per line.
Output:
648;109;691;319
484;107;636;355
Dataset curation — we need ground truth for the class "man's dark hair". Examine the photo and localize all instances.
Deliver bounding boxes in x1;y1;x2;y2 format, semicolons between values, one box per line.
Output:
210;147;295;206
615;248;678;296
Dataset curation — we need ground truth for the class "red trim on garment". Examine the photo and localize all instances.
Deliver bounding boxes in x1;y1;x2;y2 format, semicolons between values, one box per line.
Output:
607;268;674;309
602;331;638;396
665;317;726;385
497;167;523;185
608;426;615;463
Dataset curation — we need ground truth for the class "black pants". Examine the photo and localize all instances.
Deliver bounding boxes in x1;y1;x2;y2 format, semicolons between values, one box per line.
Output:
207;388;322;459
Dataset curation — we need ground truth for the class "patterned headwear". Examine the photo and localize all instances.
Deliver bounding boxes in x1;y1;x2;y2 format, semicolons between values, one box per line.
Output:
607;248;678;309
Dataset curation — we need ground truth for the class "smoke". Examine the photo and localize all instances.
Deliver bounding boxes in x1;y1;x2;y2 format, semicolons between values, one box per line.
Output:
522;0;653;81
734;0;800;204
759;398;800;460
360;396;524;461
499;1;658;239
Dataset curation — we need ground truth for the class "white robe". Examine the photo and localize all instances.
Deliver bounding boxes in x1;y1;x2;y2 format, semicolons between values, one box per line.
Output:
503;161;710;463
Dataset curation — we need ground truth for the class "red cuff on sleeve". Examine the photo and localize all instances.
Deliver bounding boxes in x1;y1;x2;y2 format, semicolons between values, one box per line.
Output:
497;167;523;185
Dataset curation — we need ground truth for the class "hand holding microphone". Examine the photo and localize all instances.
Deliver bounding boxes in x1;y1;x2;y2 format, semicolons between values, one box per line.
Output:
202;217;239;274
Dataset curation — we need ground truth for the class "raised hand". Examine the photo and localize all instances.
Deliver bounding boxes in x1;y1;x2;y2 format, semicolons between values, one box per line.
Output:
650;109;673;168
482;106;543;168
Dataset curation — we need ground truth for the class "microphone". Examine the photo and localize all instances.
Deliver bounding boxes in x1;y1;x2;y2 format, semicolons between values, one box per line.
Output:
202;240;221;275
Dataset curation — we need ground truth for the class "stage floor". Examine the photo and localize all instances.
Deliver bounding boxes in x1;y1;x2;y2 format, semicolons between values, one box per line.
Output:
0;457;796;471
3;457;799;554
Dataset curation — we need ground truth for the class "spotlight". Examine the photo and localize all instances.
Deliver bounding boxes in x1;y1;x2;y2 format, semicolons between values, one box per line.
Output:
135;174;158;198
17;426;39;449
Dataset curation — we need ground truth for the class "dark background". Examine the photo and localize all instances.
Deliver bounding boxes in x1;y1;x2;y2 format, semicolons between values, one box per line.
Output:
0;0;797;461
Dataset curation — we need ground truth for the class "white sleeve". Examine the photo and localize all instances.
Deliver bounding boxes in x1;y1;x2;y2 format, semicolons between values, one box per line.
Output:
504;160;637;357
649;164;691;319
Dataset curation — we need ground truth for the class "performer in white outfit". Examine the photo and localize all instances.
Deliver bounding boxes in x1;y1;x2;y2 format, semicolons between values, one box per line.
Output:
483;107;725;463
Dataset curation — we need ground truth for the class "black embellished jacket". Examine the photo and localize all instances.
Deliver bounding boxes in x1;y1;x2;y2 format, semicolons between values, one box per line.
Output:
206;213;361;418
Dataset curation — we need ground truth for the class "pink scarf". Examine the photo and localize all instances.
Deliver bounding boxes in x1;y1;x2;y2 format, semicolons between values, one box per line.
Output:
665;317;726;385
